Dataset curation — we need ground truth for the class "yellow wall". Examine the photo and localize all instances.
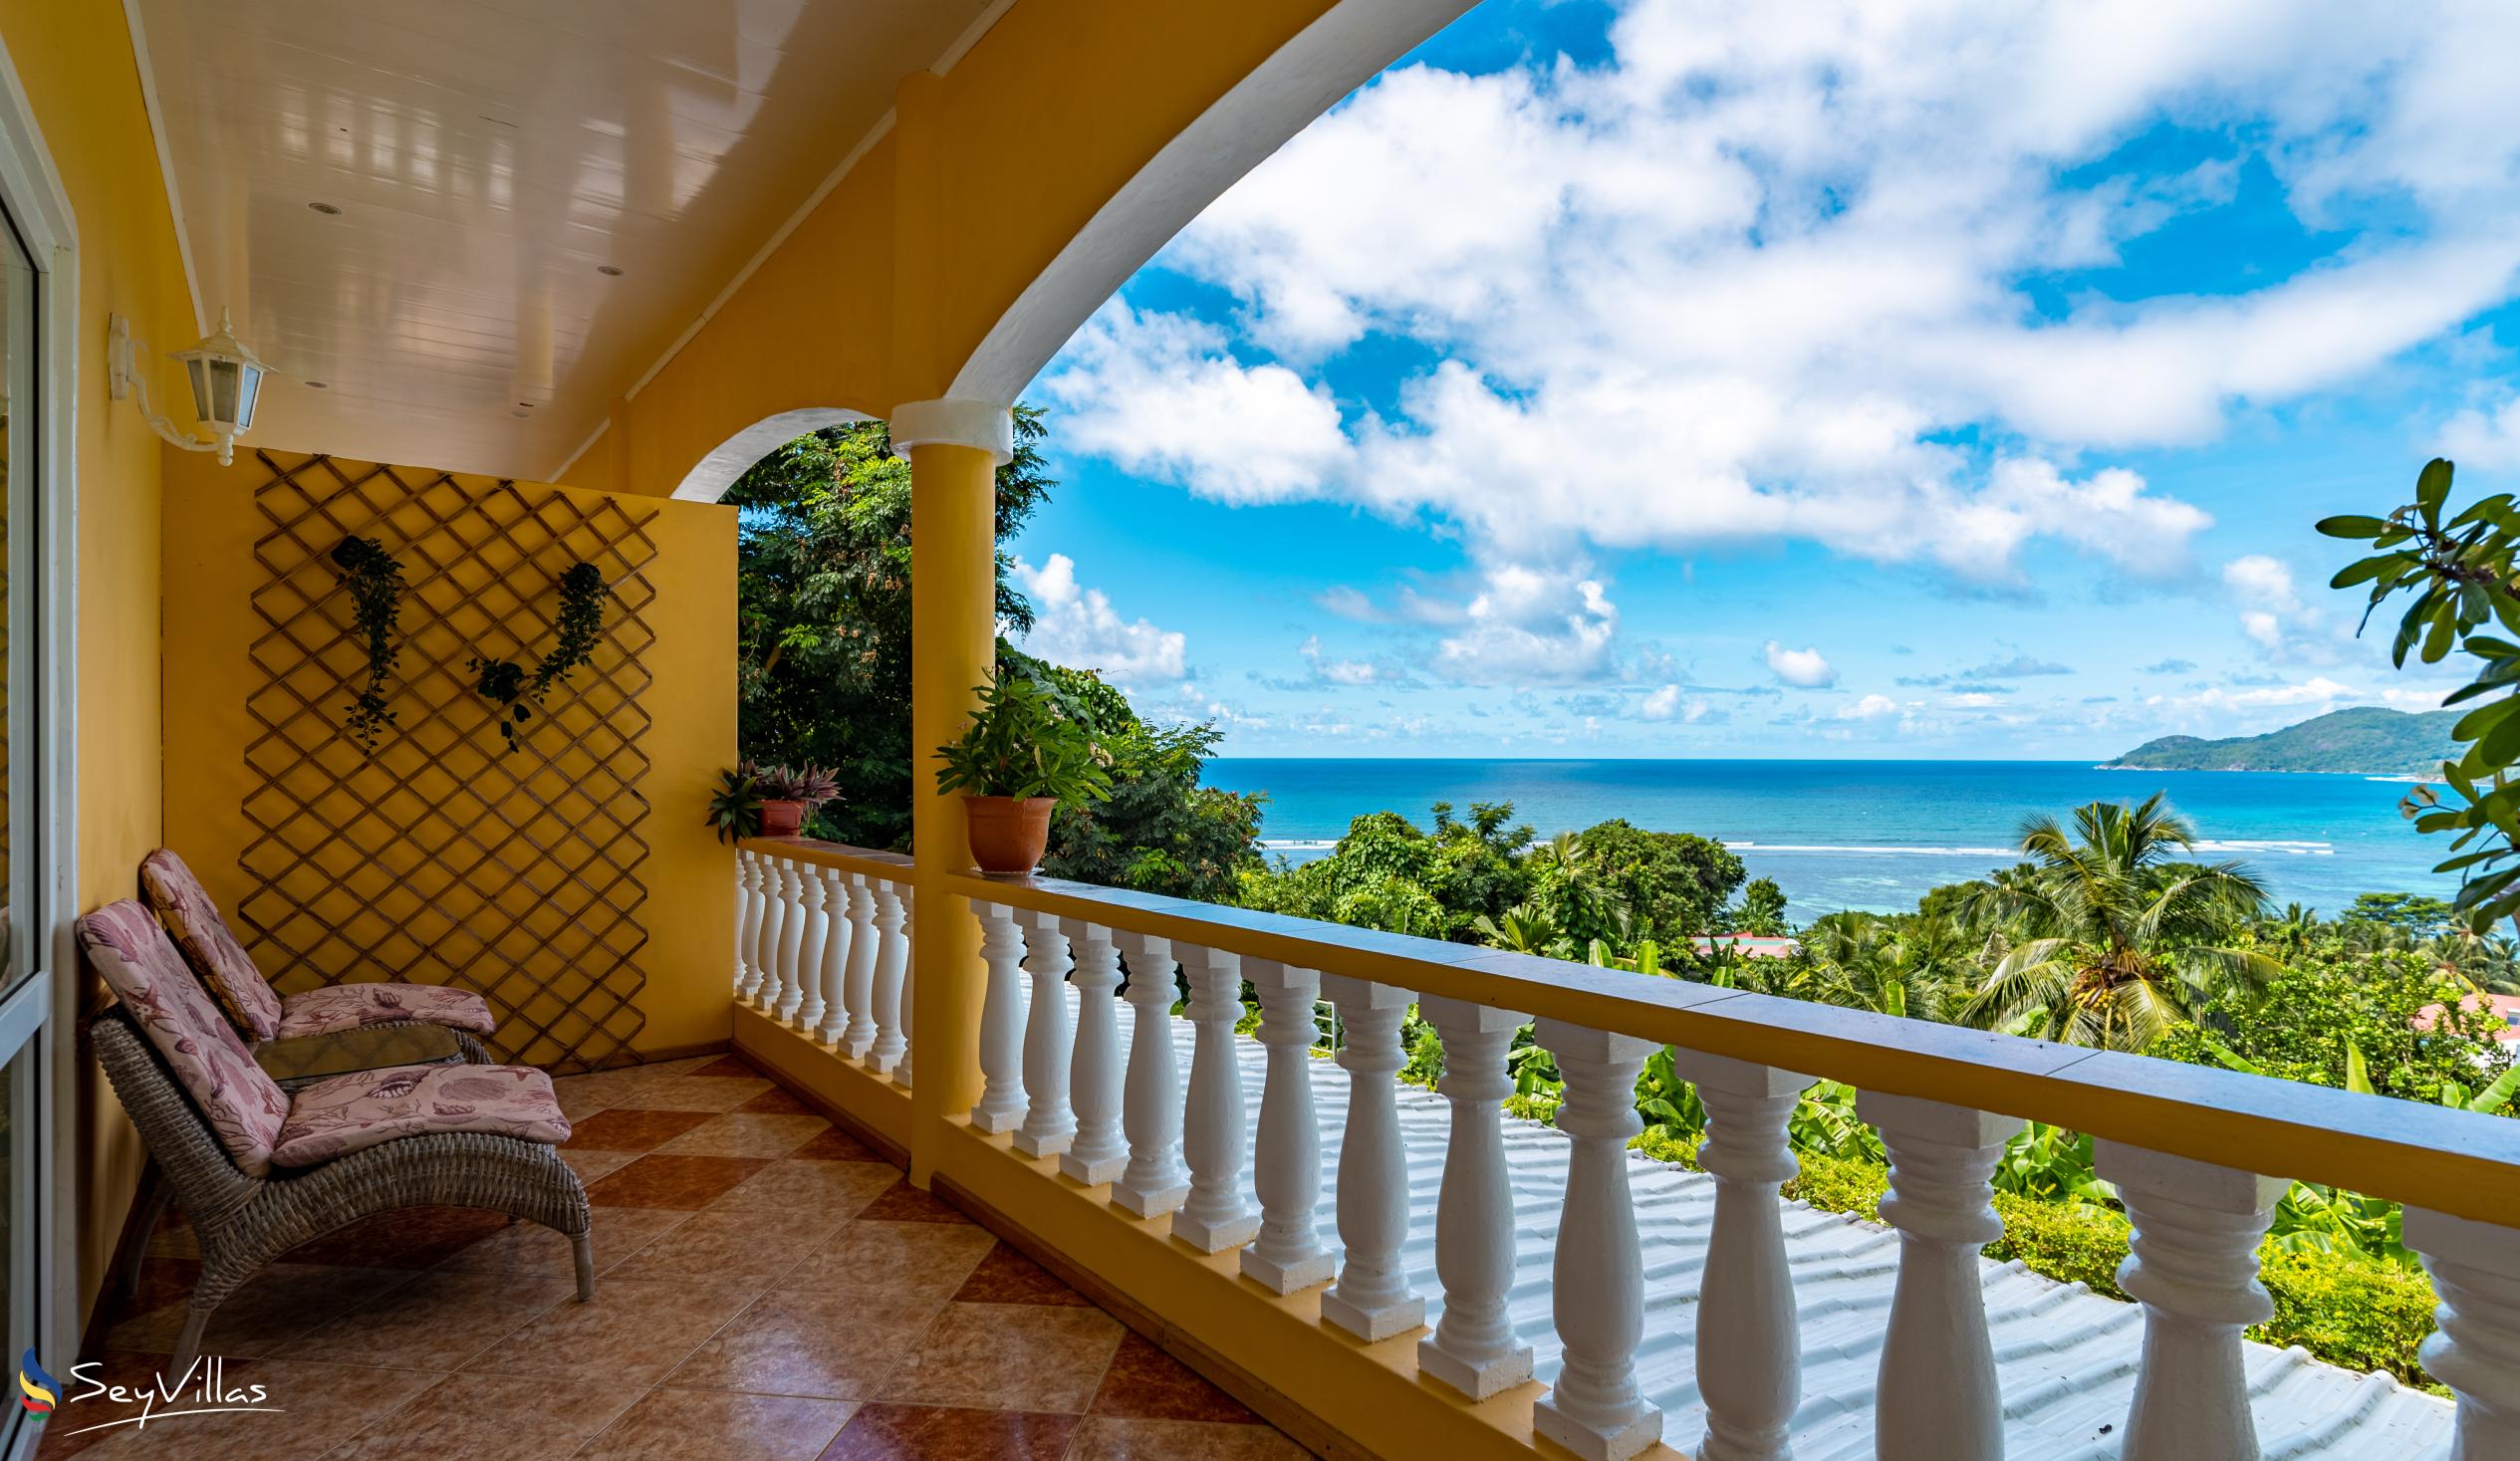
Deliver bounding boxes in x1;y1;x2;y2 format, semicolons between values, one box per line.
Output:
0;0;199;1323
160;449;737;1068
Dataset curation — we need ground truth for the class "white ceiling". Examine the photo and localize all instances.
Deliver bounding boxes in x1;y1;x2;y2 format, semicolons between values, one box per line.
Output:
131;0;1000;481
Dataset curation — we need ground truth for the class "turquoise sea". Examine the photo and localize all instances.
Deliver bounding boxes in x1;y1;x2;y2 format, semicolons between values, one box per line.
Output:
1203;759;2456;918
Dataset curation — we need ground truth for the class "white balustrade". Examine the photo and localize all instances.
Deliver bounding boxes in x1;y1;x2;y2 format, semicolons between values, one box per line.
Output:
789;864;828;1033
773;857;808;1024
2096;1144;2284;1461
1242;958;1334;1294
1677;1051;1814;1461
840;873;880;1060
1859;1093;2024;1461
733;851;764;1002
1170;942;1260;1252
891;887;914;1089
1012;909;1078;1159
1320;974;1421;1341
752;856;790;1014
1111;931;1189;1216
868;881;909;1074
1417;995;1533;1398
1535;1022;1662;1461
2405;1206;2520;1460
1062;924;1130;1185
812;865;852;1047
970;902;1030;1131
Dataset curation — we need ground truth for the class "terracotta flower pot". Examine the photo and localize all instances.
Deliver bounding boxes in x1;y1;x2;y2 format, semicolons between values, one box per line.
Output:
964;795;1056;874
760;800;806;838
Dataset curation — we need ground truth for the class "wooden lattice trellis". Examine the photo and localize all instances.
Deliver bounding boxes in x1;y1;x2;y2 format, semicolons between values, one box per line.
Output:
240;451;659;1072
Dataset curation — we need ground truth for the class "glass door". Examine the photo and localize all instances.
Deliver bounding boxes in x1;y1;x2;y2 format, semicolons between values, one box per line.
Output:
0;193;46;1461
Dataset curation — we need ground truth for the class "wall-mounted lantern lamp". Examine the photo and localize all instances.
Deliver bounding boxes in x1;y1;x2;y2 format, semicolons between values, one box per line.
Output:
108;308;268;465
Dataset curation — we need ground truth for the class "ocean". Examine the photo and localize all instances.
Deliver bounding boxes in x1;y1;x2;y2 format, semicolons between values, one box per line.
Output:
1203;759;2458;918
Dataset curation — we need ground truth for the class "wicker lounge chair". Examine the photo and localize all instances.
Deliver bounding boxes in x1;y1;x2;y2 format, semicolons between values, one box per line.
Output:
82;902;590;1373
140;848;498;1062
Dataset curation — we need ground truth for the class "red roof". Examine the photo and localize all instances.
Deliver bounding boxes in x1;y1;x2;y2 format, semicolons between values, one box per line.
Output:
2414;992;2520;1043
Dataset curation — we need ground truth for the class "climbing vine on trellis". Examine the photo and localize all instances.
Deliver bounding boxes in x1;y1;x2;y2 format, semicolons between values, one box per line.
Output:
469;561;610;752
330;535;406;755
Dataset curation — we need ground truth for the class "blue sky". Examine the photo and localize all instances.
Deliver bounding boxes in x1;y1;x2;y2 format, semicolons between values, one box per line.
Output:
1002;0;2520;758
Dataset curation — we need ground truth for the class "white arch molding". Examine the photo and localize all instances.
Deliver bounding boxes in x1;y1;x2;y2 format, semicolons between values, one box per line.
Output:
669;406;876;503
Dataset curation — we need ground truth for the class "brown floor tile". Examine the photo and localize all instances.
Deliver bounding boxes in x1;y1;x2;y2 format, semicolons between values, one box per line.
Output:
280;1206;515;1269
790;1127;885;1162
1090;1333;1261;1425
326;1371;648;1461
606;1206;851;1286
435;1205;689;1278
852;1179;971;1224
565;1107;718;1152
951;1244;1095;1308
460;1277;758;1387
783;1221;997;1304
1064;1416;1310;1460
687;1056;763;1079
635;1056;731;1079
876;1303;1124;1413
105;1264;414;1358
552;1069;648;1119
662;1290;946;1400
272;1270;572;1369
711;1158;901;1215
116;1254;203;1322
586;1154;770;1209
559;1147;640;1186
609;1076;773;1112
69;1355;438;1460
652;1111;832;1159
819;1402;1078;1461
580;1388;856;1461
738;1085;817;1114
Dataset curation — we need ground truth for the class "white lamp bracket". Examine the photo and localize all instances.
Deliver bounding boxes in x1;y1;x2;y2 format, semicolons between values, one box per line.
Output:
108;312;240;465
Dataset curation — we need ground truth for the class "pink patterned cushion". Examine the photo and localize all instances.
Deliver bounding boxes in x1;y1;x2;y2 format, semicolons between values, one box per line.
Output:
79;901;290;1177
278;982;497;1040
139;849;284;1041
270;1063;570;1168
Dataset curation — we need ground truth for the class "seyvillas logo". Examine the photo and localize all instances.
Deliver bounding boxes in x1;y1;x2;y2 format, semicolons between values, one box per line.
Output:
17;1349;55;1418
48;1355;282;1439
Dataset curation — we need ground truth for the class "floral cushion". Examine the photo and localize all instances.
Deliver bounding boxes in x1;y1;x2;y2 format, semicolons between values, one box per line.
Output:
79;901;290;1177
277;982;498;1040
270;1063;570;1168
139;849;283;1041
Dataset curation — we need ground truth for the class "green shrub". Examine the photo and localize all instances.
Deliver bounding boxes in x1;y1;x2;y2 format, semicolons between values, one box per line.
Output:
1783;1150;1887;1221
1629;1127;1700;1166
2256;1247;2440;1392
1984;1193;2131;1300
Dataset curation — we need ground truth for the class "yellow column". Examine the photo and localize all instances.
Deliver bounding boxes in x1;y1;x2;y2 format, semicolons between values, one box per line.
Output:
896;398;1011;1183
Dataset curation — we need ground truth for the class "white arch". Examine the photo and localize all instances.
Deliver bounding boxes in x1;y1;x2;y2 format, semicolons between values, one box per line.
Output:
669;406;877;503
949;0;1474;404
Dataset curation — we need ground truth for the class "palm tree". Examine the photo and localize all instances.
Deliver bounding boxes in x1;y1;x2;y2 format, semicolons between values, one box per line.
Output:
1962;794;2279;1051
1795;911;1973;1021
1472;903;1563;956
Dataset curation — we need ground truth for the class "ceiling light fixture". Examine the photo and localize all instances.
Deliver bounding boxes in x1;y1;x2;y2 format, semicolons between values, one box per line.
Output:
596;265;624;277
308;201;343;215
306;380;329;389
107;308;269;466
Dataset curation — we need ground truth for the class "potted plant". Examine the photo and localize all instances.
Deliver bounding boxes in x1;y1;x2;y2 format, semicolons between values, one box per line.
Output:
934;671;1112;874
704;766;765;844
751;761;840;837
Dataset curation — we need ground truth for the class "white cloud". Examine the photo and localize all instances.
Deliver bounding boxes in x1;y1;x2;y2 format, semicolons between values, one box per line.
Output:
2148;674;2359;712
2441;394;2520;470
1431;564;1621;686
1008;554;1188;684
2220;554;2322;653
1765;641;1839;688
1639;684;1682;720
1839;692;1902;721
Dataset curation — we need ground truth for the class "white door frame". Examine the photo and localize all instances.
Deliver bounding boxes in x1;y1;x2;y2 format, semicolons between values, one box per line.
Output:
0;19;86;1433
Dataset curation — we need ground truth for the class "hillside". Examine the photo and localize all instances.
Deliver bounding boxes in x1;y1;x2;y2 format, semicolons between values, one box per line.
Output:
2103;706;2459;776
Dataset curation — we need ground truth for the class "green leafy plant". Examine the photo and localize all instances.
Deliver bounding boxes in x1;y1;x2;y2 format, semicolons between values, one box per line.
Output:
469;561;610;753
933;670;1114;805
705;766;765;844
2322;458;2520;931
753;761;841;810
329;536;406;755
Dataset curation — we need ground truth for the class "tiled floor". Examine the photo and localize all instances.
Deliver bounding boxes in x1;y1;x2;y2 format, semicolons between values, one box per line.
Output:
44;1054;1308;1461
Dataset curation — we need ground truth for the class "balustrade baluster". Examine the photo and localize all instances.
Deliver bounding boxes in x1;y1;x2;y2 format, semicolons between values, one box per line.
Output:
2095;1144;2284;1461
839;873;880;1060
1319;975;1422;1340
773;857;808;1024
1110;931;1188;1216
1061;924;1129;1184
1242;958;1334;1293
1416;996;1532;1398
1012;910;1078;1158
1170;943;1260;1252
2405;1206;2520;1460
788;864;827;1032
752;857;790;1014
970;902;1030;1129
868;882;908;1073
813;866;852;1047
892;886;914;1088
733;851;764;1002
1676;1051;1814;1461
1536;1022;1662;1461
1858;1093;2023;1461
